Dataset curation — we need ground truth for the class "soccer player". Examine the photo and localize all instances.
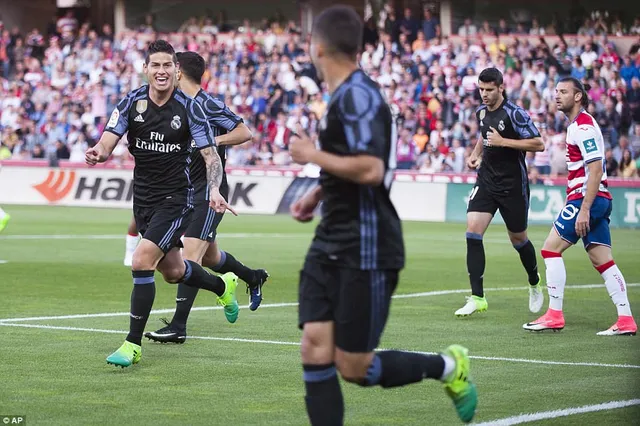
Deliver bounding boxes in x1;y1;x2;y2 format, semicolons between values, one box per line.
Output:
523;78;637;336
456;67;545;317
124;216;139;266
86;40;240;368
145;51;269;344
0;206;10;233
288;6;477;424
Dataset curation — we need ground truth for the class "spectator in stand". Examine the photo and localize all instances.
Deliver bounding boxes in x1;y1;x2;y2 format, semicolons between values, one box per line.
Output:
619;149;639;178
605;148;619;177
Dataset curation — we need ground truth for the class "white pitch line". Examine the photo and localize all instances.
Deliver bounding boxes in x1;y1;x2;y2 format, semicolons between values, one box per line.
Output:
2;283;637;324
1;322;638;369
473;399;640;426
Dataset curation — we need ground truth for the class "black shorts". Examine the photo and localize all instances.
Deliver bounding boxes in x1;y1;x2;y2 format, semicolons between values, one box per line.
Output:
133;202;192;254
183;198;224;242
467;184;529;233
298;259;399;353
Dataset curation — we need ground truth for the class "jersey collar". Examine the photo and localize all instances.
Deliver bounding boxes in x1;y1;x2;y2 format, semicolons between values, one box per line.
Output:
570;108;586;124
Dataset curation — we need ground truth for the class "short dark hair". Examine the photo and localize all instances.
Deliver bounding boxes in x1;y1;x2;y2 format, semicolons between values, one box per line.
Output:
145;40;177;64
559;77;591;107
312;5;362;60
478;67;504;86
177;51;205;84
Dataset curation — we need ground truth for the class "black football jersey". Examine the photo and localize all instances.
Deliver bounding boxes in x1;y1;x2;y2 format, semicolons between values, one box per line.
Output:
476;99;541;194
308;70;405;271
104;86;215;208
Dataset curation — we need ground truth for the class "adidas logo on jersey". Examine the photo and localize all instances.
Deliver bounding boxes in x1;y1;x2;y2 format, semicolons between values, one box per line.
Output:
134;114;145;123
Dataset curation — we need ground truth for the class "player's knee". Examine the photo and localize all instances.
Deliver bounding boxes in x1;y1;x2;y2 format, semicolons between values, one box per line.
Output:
508;232;528;247
161;265;185;283
131;253;153;271
300;330;332;364
335;356;368;384
201;249;220;269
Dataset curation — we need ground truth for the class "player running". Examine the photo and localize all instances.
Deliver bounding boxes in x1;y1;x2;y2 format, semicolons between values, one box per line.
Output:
145;51;268;344
456;67;545;317
86;40;240;368
289;6;477;424
523;78;637;336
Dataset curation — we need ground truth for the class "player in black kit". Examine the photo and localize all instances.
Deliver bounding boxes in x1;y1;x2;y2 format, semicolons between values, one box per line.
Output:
85;40;239;368
145;51;269;344
455;67;545;318
288;6;477;424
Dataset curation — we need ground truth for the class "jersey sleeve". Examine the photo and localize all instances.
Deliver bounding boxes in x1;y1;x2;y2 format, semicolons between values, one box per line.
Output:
104;94;133;137
574;125;603;163
201;96;243;132
337;85;388;158
510;107;541;139
186;99;216;150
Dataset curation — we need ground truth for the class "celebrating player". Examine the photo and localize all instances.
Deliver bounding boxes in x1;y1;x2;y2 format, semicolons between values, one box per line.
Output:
456;67;545;317
86;40;240;368
289;6;477;424
523;78;637;336
145;51;268;344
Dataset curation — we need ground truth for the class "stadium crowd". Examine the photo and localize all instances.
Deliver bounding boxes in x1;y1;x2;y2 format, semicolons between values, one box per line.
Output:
1;6;640;180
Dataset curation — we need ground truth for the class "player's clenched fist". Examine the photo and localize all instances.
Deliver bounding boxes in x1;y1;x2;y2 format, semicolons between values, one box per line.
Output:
85;144;108;166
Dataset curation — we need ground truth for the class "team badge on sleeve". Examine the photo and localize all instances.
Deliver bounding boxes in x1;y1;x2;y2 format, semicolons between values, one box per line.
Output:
107;108;119;128
583;138;597;153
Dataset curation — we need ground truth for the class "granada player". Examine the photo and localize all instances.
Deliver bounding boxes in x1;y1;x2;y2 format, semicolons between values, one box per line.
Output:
523;78;636;336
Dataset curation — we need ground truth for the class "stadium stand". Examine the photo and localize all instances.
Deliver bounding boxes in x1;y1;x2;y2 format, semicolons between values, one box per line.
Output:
0;5;639;181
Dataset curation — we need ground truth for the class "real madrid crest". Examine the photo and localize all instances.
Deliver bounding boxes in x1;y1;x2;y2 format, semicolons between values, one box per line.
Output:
136;100;148;114
171;115;181;130
479;109;486;120
498;120;505;131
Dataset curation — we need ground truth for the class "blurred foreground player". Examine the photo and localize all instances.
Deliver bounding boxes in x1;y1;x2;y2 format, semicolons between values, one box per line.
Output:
457;67;545;317
86;40;239;367
523;78;636;336
289;6;477;424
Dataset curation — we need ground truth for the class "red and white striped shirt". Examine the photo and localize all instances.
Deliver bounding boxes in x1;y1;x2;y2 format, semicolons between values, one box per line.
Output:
565;111;612;201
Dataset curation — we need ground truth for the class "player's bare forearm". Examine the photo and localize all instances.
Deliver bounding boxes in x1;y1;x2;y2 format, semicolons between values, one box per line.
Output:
200;146;223;191
310;150;384;186
581;160;603;211
97;132;121;157
215;123;253;146
309;185;323;203
500;137;545;152
472;138;484;157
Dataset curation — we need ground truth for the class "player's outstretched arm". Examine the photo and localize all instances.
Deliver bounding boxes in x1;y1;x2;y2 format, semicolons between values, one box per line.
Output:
213;123;252;146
